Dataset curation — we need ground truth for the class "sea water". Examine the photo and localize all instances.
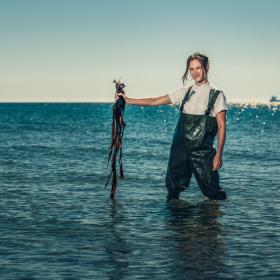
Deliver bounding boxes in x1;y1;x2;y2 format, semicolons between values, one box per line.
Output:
0;103;279;279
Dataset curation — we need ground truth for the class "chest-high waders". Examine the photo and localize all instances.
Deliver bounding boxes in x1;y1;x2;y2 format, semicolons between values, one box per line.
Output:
166;87;227;201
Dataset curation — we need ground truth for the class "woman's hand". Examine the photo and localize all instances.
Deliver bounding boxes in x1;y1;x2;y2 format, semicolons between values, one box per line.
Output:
115;92;127;102
212;153;223;171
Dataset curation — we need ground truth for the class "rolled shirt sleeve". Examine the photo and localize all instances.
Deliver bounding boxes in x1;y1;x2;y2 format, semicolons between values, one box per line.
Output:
213;91;228;115
168;87;188;105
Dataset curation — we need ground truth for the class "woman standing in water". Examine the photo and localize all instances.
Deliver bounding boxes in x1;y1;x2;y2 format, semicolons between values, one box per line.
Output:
116;53;228;201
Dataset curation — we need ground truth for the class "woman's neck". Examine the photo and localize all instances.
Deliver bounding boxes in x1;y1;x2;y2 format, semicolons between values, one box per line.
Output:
195;80;208;87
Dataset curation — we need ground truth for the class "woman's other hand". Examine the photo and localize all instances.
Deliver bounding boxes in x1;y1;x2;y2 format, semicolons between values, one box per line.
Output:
212;153;223;171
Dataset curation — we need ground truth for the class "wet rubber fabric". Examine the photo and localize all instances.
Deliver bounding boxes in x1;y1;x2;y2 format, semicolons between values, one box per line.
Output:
166;87;227;200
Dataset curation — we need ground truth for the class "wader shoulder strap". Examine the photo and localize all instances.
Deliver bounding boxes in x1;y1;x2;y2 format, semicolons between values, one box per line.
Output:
179;86;194;112
205;89;221;116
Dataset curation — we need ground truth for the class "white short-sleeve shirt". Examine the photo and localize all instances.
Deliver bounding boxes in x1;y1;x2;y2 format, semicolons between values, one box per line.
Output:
168;81;228;117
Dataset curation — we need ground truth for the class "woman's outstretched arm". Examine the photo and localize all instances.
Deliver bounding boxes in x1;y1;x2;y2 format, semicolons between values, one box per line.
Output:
116;93;172;106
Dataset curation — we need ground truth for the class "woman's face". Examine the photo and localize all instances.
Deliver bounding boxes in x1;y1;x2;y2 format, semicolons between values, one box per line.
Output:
189;59;207;84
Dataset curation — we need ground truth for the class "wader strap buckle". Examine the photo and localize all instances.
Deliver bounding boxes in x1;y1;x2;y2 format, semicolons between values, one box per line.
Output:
205;89;221;115
179;86;194;112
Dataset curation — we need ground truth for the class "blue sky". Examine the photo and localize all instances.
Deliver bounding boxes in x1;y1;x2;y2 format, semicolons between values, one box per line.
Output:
1;0;280;102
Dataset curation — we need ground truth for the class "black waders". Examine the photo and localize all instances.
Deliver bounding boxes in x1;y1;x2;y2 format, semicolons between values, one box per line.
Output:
166;87;227;201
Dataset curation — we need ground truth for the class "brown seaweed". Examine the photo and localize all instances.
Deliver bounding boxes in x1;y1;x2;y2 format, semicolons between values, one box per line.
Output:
105;80;126;198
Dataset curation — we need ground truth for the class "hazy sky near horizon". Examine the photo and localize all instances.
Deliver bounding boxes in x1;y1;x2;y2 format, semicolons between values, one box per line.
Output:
1;0;280;102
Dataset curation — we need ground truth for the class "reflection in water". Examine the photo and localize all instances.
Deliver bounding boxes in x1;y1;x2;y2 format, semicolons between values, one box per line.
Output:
106;200;130;280
165;200;226;279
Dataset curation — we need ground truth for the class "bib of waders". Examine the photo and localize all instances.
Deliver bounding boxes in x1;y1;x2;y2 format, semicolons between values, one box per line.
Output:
172;86;221;152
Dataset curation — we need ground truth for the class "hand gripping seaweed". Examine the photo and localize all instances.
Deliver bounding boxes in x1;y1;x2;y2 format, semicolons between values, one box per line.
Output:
105;80;126;198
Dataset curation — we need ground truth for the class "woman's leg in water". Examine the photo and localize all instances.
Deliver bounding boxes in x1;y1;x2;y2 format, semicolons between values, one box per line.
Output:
165;146;193;200
189;150;227;200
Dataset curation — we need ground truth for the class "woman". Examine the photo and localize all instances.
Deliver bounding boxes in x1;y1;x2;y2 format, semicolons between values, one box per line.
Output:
116;53;227;201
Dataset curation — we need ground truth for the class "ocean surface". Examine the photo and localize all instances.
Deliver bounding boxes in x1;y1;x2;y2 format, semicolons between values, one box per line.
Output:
0;103;279;279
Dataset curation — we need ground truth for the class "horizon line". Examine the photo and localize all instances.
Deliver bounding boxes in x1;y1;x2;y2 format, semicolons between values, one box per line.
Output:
0;101;279;106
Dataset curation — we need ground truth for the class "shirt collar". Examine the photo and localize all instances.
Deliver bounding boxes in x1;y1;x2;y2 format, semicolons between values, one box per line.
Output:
192;81;209;92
